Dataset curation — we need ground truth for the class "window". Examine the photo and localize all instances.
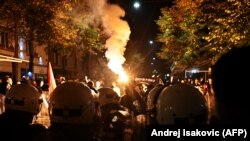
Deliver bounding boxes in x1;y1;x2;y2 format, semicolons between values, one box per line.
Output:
0;31;8;48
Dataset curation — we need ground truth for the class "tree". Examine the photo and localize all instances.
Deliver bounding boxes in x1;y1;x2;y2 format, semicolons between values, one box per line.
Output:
24;0;60;74
0;0;62;79
0;0;25;81
1;0;104;79
156;0;202;66
49;0;104;77
156;0;250;66
196;0;250;61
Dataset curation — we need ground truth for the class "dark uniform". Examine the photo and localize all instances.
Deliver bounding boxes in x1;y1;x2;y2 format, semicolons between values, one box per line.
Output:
0;83;46;141
0;110;46;141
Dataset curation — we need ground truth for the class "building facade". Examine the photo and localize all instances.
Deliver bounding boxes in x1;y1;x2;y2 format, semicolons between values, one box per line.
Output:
0;25;95;83
0;26;48;82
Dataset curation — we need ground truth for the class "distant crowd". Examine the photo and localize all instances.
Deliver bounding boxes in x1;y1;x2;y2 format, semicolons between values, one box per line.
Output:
0;45;250;141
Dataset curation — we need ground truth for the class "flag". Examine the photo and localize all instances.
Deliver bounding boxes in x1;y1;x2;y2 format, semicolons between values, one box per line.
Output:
48;62;57;96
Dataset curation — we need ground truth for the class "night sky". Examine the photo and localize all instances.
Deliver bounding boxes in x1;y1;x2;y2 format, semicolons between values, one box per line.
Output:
112;0;173;77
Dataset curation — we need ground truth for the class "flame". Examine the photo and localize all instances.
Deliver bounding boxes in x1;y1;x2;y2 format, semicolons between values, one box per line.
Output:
118;71;129;83
107;54;129;83
86;0;131;83
107;58;129;82
103;4;130;83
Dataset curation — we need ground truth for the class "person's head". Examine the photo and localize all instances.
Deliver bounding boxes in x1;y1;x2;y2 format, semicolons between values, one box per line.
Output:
49;82;95;125
40;80;44;87
32;80;37;87
21;76;32;84
211;46;250;124
87;81;94;88
59;76;66;84
98;87;119;108
156;83;208;125
134;83;146;94
5;83;43;124
6;77;13;85
194;78;199;84
95;81;101;89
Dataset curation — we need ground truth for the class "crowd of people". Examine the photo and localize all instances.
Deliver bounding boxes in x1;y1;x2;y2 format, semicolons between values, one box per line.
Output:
0;45;249;140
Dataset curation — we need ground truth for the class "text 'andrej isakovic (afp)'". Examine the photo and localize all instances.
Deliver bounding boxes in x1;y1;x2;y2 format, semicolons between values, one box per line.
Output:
149;128;248;139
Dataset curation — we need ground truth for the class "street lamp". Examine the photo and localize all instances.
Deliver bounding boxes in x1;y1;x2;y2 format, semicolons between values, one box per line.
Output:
133;0;170;8
149;40;154;45
133;1;141;9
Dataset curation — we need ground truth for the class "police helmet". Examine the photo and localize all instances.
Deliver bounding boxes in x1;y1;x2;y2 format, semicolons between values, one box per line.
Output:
156;83;208;125
5;83;43;114
98;87;119;108
49;82;95;124
147;84;164;112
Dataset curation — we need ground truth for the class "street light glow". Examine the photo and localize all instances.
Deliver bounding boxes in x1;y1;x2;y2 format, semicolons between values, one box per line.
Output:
149;40;153;44
133;1;140;9
191;69;198;73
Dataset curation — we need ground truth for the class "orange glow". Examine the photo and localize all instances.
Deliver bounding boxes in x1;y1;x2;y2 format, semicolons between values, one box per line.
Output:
118;72;129;83
108;59;129;83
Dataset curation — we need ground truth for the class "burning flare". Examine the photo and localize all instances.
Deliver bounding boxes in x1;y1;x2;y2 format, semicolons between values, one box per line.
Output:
86;0;131;82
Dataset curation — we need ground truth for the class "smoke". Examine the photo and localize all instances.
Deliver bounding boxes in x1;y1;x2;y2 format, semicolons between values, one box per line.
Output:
86;0;131;78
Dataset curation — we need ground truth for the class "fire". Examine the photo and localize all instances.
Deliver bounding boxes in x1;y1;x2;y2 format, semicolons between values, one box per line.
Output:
118;71;129;83
86;0;131;83
102;2;131;84
108;60;129;83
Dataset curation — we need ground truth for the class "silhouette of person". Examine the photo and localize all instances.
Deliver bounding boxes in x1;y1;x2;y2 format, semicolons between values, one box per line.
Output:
87;80;98;94
0;76;8;114
120;83;139;116
98;87;130;141
211;46;250;124
0;83;46;141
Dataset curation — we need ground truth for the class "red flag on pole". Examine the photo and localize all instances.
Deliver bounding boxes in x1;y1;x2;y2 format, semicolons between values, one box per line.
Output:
48;62;57;96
